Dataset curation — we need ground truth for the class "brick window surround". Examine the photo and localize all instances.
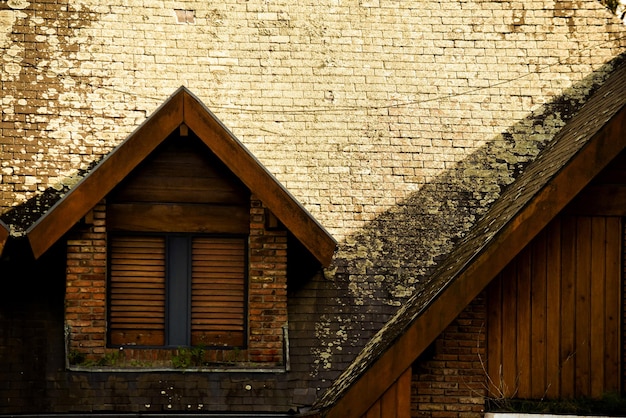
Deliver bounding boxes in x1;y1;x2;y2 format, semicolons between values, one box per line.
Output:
65;197;288;368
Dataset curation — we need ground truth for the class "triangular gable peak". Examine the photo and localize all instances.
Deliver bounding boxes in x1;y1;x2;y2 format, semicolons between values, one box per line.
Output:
0;220;8;255
26;87;336;264
314;62;626;417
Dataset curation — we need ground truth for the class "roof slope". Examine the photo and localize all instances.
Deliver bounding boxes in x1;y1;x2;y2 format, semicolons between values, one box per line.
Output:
24;87;336;264
314;58;626;417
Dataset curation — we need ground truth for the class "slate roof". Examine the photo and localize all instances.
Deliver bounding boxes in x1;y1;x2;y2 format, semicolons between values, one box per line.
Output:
313;55;626;413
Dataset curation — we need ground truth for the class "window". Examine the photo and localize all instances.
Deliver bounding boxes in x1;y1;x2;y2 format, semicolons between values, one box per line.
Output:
108;234;247;348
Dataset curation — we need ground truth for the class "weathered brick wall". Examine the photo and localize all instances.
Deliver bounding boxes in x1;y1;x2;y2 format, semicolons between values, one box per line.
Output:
412;294;487;418
1;1;624;237
65;202;107;358
65;197;288;367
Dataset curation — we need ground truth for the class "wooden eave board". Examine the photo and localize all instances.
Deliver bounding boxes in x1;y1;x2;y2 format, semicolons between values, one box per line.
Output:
25;87;336;265
0;220;8;255
316;65;626;418
26;90;184;259
182;90;336;266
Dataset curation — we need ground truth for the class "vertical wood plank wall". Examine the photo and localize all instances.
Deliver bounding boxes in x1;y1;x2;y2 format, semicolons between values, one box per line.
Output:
361;367;411;418
486;215;622;399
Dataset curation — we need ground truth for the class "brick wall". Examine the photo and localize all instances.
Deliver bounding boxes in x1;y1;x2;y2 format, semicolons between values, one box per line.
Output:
411;294;487;418
248;196;288;363
65;197;288;368
65;202;108;359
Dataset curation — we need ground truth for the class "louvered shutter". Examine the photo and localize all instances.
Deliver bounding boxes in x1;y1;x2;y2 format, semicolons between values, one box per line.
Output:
191;236;246;347
109;235;166;346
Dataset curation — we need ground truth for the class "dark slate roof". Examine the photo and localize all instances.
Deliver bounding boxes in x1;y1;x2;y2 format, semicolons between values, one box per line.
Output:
0;163;97;237
314;57;626;411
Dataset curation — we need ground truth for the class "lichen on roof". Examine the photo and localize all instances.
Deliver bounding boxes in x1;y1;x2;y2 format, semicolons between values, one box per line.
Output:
314;54;626;412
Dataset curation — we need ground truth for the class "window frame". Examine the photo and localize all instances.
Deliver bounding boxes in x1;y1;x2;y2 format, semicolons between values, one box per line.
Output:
107;231;249;349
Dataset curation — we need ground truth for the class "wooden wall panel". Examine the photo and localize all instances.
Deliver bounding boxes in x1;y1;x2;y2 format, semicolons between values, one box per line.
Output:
108;131;250;235
545;217;561;398
559;215;577;398
574;217;591;397
487;215;622;400
530;231;547;399
361;368;411;418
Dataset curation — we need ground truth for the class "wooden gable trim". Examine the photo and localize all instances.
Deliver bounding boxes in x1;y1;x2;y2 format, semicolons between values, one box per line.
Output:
182;90;336;266
26;91;184;259
321;104;626;418
25;87;336;265
0;220;8;255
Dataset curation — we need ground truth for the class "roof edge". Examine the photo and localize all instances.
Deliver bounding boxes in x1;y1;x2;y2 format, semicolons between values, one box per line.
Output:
0;220;9;256
24;86;336;265
316;63;626;417
26;88;185;258
181;89;337;266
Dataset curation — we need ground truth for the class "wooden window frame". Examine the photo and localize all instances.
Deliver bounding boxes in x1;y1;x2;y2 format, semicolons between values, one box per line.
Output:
107;232;248;349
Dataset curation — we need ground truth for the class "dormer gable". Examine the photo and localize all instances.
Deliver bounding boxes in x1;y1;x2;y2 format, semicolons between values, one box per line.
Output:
30;88;336;368
25;87;336;265
107;130;251;235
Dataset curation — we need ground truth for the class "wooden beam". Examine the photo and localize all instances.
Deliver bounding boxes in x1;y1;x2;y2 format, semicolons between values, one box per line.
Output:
182;90;336;266
564;184;626;216
107;202;250;234
26;90;184;259
322;104;626;418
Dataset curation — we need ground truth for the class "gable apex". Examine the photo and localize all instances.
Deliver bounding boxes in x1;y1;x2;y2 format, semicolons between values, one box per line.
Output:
25;87;336;265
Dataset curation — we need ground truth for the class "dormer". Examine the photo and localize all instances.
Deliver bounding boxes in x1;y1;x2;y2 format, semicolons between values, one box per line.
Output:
26;88;336;368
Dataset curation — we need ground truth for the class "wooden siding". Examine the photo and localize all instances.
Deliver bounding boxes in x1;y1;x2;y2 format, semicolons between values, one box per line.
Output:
487;215;622;399
191;236;246;347
361;367;411;418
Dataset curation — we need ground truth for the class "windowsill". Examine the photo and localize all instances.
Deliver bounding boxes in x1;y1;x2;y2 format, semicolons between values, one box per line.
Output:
67;365;287;373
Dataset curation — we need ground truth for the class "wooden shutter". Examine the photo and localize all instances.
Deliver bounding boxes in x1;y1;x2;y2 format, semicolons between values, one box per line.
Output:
109;235;166;346
191;236;246;347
